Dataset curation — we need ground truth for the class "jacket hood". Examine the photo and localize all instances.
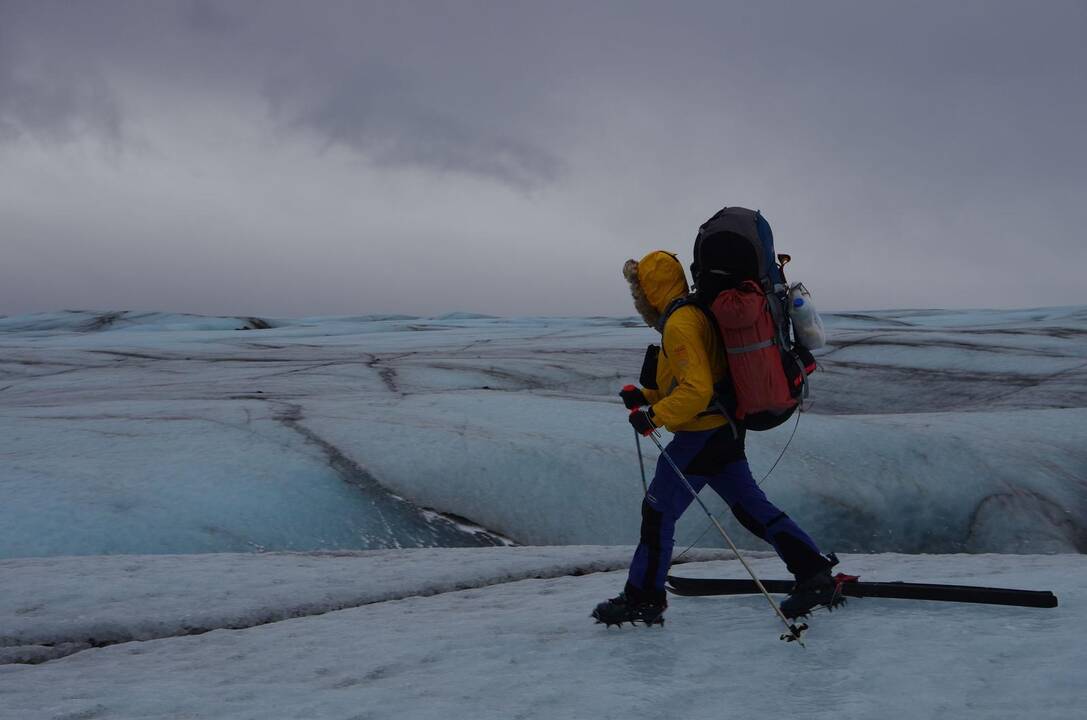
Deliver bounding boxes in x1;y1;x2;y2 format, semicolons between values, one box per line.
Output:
622;251;689;328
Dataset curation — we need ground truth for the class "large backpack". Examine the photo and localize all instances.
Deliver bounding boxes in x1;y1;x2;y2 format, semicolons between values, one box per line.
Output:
668;207;816;430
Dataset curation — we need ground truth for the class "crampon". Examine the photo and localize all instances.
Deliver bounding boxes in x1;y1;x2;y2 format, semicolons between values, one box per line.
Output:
591;592;666;628
780;573;853;619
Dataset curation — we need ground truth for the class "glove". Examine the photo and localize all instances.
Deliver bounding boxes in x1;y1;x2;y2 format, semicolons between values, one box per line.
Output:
619;384;648;410
628;408;657;436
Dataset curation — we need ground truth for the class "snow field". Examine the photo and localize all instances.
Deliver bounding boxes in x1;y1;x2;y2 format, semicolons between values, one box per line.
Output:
0;550;1082;720
0;546;735;663
4;307;1085;557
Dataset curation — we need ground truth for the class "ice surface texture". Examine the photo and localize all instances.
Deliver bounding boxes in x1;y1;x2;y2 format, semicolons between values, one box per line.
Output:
1;307;1084;556
0;546;735;663
0;550;1081;719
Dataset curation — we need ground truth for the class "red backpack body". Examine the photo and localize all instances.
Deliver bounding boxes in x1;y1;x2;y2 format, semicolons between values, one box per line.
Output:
710;281;797;420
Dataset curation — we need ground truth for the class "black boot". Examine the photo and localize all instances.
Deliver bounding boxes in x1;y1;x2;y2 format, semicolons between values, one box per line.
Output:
780;560;844;619
592;585;666;628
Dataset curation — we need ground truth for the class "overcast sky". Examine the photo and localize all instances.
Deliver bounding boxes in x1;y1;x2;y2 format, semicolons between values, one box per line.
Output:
1;0;1084;317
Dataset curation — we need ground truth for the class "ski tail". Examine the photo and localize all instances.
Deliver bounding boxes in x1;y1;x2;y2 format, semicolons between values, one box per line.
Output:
665;574;1058;609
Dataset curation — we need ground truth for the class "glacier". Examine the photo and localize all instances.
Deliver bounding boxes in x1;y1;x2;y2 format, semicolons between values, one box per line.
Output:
0;549;1081;719
1;307;1084;718
1;307;1084;557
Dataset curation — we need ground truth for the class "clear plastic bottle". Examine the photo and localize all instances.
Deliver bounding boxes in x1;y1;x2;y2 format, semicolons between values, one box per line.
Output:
788;282;826;350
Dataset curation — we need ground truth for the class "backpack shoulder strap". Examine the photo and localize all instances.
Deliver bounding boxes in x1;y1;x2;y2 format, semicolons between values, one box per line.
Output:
657;294;739;437
656;295;716;336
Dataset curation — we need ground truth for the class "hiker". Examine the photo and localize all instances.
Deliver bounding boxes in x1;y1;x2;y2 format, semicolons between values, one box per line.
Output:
592;245;834;627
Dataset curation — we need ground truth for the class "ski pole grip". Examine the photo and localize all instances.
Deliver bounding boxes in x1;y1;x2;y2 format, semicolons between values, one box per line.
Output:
629;408;656;436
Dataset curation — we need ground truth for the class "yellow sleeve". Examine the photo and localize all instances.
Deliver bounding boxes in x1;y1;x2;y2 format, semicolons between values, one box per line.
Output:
649;308;715;428
641;387;661;404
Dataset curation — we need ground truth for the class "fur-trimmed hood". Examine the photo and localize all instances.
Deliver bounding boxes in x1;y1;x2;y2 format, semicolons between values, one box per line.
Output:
623;251;689;329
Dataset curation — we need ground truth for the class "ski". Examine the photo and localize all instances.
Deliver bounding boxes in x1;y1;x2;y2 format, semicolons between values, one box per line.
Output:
666;573;1058;609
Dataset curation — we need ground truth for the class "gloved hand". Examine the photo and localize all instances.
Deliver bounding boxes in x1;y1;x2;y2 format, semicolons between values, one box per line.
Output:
619;384;648;410
628;408;657;436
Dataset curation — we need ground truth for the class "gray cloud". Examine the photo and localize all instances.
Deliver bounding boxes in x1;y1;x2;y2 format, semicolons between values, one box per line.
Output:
0;7;122;144
0;0;564;187
264;60;562;190
0;0;1084;316
180;0;243;35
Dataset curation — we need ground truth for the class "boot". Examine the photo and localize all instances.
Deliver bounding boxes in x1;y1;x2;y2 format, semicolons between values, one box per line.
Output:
591;585;666;628
779;567;842;619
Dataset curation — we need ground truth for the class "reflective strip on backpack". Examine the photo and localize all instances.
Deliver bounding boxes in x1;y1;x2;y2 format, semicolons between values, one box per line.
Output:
725;338;774;355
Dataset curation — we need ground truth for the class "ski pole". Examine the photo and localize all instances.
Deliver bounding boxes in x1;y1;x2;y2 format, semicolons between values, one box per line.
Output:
634;431;649;494
643;427;808;646
671;409;802;566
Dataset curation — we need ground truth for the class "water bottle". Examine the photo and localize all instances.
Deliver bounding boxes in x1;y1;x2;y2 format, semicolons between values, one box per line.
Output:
788;282;826;350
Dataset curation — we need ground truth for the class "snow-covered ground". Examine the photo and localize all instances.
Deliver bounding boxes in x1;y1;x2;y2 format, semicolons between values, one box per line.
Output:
0;546;735;664
1;307;1085;556
0;549;1081;719
1;308;1084;717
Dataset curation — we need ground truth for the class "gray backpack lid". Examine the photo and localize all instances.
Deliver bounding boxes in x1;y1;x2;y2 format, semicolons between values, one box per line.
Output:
692;207;784;294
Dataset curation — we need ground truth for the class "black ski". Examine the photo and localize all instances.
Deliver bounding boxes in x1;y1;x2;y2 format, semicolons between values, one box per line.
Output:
666;573;1058;609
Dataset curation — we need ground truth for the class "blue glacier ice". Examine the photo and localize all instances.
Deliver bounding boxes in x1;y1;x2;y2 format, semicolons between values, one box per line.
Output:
1;307;1084;557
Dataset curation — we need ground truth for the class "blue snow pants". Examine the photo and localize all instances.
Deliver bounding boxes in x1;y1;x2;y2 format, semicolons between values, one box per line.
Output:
627;427;825;600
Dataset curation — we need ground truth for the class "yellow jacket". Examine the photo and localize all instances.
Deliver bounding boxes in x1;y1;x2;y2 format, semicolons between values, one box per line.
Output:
632;251;729;433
